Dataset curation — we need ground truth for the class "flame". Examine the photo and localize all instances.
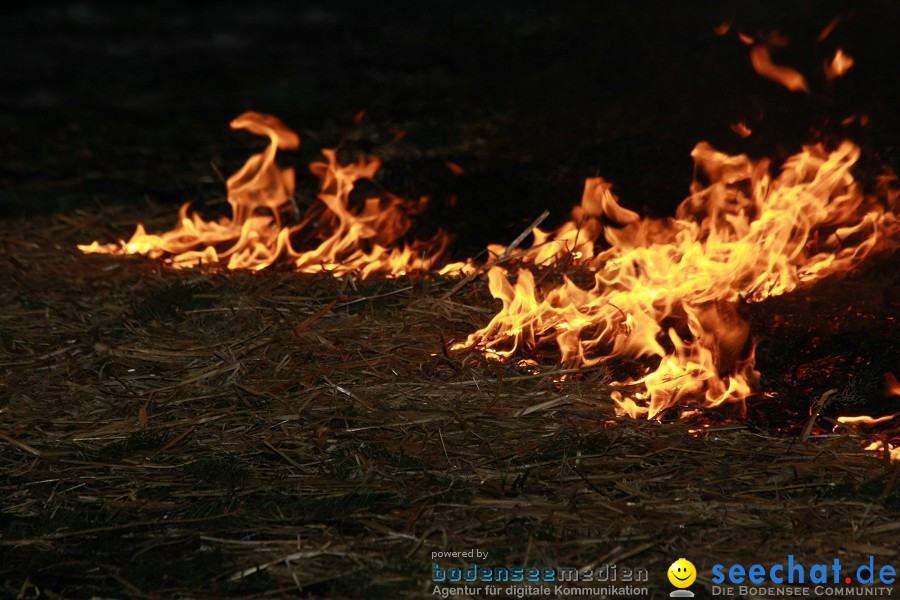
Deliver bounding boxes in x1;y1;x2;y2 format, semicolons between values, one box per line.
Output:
886;373;900;397
749;44;809;92
837;415;897;426
79;112;450;278
817;17;840;42
825;48;854;80
863;441;900;462
454;141;898;419
486;177;639;267
731;121;753;138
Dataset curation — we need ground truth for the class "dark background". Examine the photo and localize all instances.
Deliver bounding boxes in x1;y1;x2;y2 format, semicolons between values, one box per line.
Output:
2;0;898;255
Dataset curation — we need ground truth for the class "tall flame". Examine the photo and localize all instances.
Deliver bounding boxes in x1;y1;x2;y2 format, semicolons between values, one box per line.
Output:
79;112;449;277
454;141;898;419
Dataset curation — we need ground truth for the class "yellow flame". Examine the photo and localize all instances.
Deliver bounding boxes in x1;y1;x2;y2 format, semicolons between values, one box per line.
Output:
454;141;898;419
837;415;897;426
79;112;450;278
886;373;900;397
863;441;900;462
817;17;840;42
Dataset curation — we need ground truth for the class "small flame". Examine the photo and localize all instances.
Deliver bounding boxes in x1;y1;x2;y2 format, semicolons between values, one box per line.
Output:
79;113;450;278
445;161;465;176
749;44;809;92
886;373;900;397
825;48;854;80
731;121;753;138
863;441;900;462
817;17;841;42
487;177;638;268
454;141;898;419
837;414;897;426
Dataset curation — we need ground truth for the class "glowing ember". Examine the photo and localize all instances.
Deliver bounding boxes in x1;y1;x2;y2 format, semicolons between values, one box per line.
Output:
485;177;638;268
73;43;896;460
864;441;900;462
837;415;897;427
731;121;753;138
817;17;841;42
79;112;450;278
453;141;899;420
749;44;809;93
825;48;854;80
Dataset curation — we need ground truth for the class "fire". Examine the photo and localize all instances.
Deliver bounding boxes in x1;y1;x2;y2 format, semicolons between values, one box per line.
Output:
749;44;809;92
863;441;900;462
825;48;854;80
454;141;898;420
837;415;897;427
731;121;753;138
486;177;638;268
79;112;450;277
817;17;841;42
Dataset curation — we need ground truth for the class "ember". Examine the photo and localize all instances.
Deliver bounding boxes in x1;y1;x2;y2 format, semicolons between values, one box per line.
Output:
826;48;855;80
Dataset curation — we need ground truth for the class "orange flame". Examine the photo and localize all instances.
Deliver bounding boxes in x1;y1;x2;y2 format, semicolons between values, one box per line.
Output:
79;113;449;277
454;142;899;419
825;48;854;80
713;22;731;36
731;121;753;138
486;177;638;267
749;44;809;92
817;17;840;42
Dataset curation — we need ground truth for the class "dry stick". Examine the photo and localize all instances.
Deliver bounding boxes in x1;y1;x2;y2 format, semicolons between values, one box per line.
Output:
295;299;337;333
441;210;550;299
800;388;838;442
0;432;43;457
334;286;414;309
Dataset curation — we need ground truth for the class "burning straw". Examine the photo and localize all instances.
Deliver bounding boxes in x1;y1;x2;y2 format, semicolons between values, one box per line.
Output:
79;112;457;278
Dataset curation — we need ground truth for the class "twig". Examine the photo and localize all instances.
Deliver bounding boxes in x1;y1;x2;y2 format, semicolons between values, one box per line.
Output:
441;210;549;298
800;388;837;442
0;432;43;457
227;550;359;582
334;286;413;309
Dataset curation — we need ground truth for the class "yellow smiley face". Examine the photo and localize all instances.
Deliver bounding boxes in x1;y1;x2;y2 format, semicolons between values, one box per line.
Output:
668;558;696;588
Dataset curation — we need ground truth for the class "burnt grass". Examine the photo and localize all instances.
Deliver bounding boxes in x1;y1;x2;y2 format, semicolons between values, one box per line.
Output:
2;1;900;598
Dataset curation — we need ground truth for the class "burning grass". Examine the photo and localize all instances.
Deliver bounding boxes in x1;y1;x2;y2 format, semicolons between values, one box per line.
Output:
1;209;899;597
77;111;900;433
78;113;456;278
